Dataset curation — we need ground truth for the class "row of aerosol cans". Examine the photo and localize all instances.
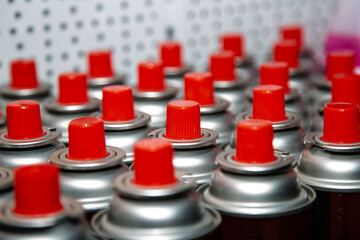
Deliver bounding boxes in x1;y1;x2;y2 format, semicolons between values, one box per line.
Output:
0;25;360;240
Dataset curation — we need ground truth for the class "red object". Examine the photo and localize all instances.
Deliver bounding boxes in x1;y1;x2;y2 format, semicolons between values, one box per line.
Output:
10;59;39;89
273;40;299;68
221;33;245;58
102;85;136;122
57;72;89;105
234;119;276;163
210;51;236;81
13;164;63;216
88;50;115;78
6;100;44;140
67;117;108;160
326;50;356;81
322;103;360;143
252;85;287;122
137;61;165;91
184;72;215;106
331;74;360;106
159;41;183;68
133;138;177;186
280;25;304;48
165;100;202;140
260;62;290;93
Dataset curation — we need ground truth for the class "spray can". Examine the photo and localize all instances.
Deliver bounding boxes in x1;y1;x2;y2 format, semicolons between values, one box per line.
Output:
0;164;90;239
0;167;13;205
42;72;101;145
200;119;315;240
0;100;64;169
149;100;220;185
86;50;126;99
0;107;5;128
133;61;178;129
296;102;360;240
49;117;128;214
91;85;151;165
91;138;221;240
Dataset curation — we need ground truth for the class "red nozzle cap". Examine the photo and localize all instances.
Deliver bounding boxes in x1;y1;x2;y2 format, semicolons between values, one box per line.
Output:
102;85;136;122
234;119;276;163
252;85;287;122
331;74;360;106
13;164;63;216
88;50;114;78
159;41;183;68
6;100;44;140
322;103;360;143
10;59;39;89
273;40;299;68
67;117;108;160
260;62;290;93
221;33;245;58
57;72;89;105
210;51;236;81
165;100;202;140
184;72;215;106
280;25;304;48
326;50;356;81
137;61;165;91
133;138;177;186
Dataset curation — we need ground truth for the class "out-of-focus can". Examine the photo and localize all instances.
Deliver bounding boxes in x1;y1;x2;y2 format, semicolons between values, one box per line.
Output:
0;167;13;205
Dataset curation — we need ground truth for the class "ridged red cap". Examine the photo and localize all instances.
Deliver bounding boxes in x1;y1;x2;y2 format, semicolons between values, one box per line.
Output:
252;85;287;122
133;138;177;187
165;100;202;140
260;62;290;93
88;50;114;78
234;119;276;163
322;103;360;143
280;25;304;48
13;164;63;216
67;117;108;160
137;61;165;91
159;41;183;68
326;50;356;81
6;100;44;140
273;40;299;68
221;33;245;58
184;72;215;106
331;74;360;106
210;51;236;81
102;85;136;122
10;59;39;89
57;72;89;105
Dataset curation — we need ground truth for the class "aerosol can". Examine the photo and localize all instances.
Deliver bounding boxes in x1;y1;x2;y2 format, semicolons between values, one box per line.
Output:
0;167;13;205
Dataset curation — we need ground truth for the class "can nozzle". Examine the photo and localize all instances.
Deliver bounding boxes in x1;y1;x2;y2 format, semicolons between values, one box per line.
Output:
326;50;355;81
159;41;183;68
273;40;299;68
87;50;115;78
184;72;215;106
260;62;290;93
220;33;245;58
280;25;304;48
137;61;165;92
57;72;89;105
331;74;360;106
10;59;39;89
210;51;236;81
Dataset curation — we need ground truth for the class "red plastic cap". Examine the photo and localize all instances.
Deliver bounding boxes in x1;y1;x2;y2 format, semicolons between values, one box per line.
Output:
57;72;89;105
159;41;183;68
210;51;236;81
252;85;287;122
326;50;356;81
234;119;276;163
184;72;215;106
221;33;245;58
331;74;360;106
165;100;202;140
280;25;304;48
322;103;360;143
13;164;63;216
133;138;177;186
6;100;44;140
260;62;290;93
88;50;115;78
67;117;108;160
273;40;299;68
10;59;39;89
102;85;136;122
137;61;165;92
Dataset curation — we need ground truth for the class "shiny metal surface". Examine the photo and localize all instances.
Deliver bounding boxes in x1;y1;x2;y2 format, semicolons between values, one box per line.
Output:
311;99;328;131
288;59;314;101
312;74;331;104
87;74;126;100
0;116;5;128
91;171;221;240
0;83;52;99
164;65;193;97
0;167;13;206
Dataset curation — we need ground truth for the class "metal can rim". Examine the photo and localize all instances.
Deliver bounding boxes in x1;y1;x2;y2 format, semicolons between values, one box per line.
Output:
164;64;194;77
304;131;360;152
87;73;126;87
0;167;13;191
0;83;51;98
92;111;150;130
133;85;178;99
43;97;101;113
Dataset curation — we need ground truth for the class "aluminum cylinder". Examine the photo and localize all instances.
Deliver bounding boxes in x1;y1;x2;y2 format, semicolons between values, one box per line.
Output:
87;74;126;100
311;99;327;131
312;74;331;104
0;115;6;129
0;167;13;206
288;59;314;102
235;55;257;86
164;64;193;97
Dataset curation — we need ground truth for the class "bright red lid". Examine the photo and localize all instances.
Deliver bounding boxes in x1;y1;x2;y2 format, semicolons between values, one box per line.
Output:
273;40;299;68
209;51;236;81
88;50;115;78
10;59;39;89
331;74;360;106
326;50;356;81
184;72;215;106
260;62;290;93
159;41;183;68
221;33;245;58
137;61;165;92
280;25;304;48
57;72;89;105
